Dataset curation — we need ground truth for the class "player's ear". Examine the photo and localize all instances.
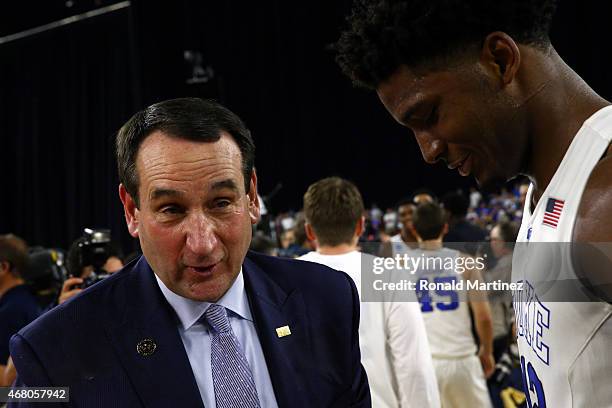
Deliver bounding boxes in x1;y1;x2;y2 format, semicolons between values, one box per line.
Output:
442;223;449;236
247;170;261;225
355;216;365;238
119;184;139;238
305;223;317;242
480;31;521;87
0;261;10;276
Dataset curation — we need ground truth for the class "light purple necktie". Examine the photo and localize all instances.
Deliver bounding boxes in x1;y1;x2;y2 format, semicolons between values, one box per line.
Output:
204;304;261;408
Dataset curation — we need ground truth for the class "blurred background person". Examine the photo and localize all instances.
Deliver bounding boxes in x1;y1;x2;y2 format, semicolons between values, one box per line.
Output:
249;233;279;257
0;234;41;386
277;213;313;258
382;207;398;235
379;197;417;258
411;202;494;408
278;228;295;253
442;191;487;256
486;222;519;362
485;221;524;407
390;198;417;253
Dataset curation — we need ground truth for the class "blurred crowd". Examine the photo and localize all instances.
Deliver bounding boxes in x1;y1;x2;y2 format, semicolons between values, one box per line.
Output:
0;229;134;386
253;181;529;259
249;179;527;407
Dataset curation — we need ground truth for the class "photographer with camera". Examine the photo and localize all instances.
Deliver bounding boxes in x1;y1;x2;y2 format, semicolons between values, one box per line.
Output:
58;229;124;305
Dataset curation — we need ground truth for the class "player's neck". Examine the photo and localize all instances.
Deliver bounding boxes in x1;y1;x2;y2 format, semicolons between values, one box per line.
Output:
317;243;358;255
523;50;610;204
418;239;443;251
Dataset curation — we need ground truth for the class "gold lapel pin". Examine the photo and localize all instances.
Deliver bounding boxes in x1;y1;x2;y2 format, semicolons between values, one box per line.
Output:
275;325;291;338
137;338;157;356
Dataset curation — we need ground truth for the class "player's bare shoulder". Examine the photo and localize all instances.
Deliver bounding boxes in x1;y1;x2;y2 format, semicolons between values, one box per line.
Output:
574;144;612;242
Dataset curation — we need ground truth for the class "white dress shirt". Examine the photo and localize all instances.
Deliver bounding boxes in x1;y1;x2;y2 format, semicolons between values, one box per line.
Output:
155;270;279;408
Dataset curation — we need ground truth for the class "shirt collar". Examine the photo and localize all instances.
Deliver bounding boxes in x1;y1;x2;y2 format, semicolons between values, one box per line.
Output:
154;268;252;330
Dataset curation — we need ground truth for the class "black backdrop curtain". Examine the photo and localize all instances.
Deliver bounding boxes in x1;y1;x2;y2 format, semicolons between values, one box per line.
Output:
0;6;140;252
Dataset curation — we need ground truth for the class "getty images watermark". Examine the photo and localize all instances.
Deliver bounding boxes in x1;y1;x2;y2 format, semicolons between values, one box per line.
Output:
358;243;520;303
358;241;612;303
370;252;521;292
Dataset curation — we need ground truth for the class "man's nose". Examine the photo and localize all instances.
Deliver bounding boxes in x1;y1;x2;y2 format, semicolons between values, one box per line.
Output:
185;212;218;255
414;132;446;165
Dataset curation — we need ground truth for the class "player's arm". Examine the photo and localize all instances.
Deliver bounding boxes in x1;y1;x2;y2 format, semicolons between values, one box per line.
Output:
573;148;612;302
345;274;372;407
465;260;495;378
385;302;441;407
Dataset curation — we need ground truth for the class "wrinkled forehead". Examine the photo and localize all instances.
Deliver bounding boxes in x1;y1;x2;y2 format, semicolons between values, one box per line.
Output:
137;130;238;158
135;131;244;187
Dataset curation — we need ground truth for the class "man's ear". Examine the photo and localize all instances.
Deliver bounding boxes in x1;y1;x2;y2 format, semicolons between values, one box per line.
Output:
119;184;139;238
0;261;10;277
304;223;317;243
480;31;521;87
247;170;261;225
355;216;365;238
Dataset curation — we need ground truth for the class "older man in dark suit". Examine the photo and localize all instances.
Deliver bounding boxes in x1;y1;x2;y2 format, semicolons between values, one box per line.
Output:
9;98;370;408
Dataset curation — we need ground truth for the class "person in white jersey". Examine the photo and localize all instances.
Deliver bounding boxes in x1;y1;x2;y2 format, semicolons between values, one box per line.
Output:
410;202;494;408
389;198;418;255
336;1;612;406
298;177;440;408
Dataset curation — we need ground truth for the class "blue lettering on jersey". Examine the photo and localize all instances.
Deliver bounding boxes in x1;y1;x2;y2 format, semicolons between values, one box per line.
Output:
521;356;547;408
527;226;533;241
513;280;551;365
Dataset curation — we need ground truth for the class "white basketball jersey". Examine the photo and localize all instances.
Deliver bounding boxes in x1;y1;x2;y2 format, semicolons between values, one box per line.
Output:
298;250;440;408
390;234;412;256
512;105;612;408
414;247;477;359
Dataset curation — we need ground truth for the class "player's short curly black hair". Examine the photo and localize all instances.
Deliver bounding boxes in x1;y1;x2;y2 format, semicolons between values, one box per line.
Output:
336;0;557;89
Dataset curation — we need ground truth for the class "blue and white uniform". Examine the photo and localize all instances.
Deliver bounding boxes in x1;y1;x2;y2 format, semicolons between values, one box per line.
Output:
413;247;492;408
513;105;612;408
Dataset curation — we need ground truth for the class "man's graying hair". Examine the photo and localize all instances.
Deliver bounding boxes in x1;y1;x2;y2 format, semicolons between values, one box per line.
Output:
116;98;255;207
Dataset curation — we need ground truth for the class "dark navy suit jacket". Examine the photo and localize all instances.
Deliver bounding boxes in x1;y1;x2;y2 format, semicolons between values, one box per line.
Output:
9;251;370;407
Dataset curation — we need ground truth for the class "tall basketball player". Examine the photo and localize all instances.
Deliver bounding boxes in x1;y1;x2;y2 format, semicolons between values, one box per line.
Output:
336;1;612;407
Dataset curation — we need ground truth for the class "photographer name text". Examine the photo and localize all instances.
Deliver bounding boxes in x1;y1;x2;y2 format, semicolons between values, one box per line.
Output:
372;279;523;292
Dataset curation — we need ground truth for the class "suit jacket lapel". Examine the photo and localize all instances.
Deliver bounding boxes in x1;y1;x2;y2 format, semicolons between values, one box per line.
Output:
243;257;314;408
105;257;204;408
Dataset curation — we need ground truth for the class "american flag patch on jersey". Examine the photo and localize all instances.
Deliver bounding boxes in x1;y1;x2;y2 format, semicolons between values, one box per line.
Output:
542;197;564;228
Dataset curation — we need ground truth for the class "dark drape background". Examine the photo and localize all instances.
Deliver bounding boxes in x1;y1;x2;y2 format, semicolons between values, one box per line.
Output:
0;5;139;252
1;0;611;252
